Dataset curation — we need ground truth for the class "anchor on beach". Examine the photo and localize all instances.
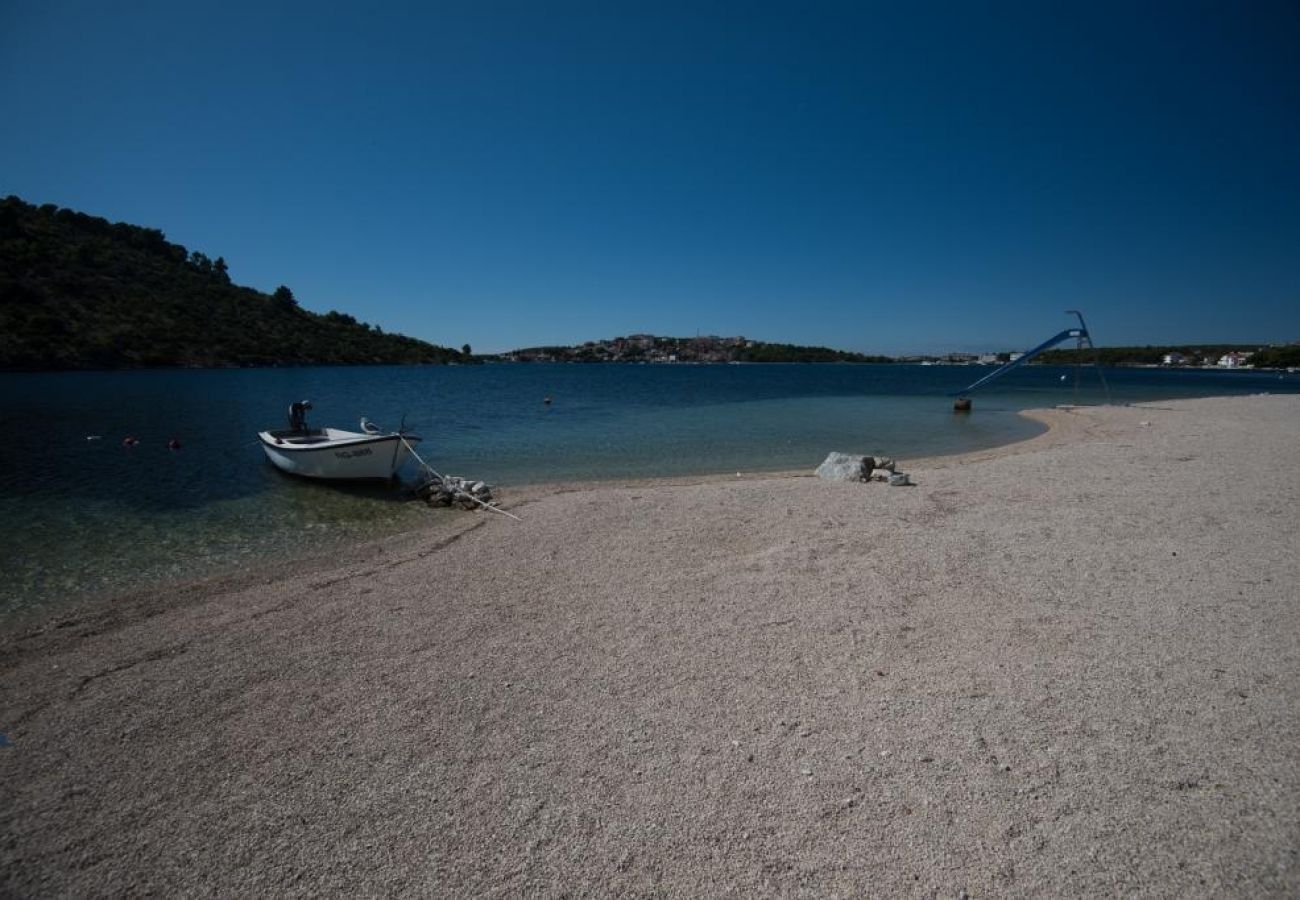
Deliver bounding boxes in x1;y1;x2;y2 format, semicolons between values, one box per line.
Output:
950;310;1111;412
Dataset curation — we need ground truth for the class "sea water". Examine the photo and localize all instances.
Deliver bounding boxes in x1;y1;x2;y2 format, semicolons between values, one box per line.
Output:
2;363;1296;621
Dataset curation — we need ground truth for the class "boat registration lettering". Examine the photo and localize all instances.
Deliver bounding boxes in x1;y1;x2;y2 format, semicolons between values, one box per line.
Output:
334;447;374;459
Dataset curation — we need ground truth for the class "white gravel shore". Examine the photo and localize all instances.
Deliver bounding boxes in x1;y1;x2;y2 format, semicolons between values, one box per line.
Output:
3;395;1298;896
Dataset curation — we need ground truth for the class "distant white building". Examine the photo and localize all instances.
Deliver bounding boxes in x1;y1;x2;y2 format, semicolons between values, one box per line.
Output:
1163;352;1188;366
1217;352;1247;368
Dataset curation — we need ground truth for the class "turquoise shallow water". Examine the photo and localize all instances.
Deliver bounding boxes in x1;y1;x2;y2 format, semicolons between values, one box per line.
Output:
2;362;1297;621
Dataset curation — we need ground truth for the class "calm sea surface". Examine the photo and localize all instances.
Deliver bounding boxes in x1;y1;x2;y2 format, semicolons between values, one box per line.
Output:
2;363;1297;621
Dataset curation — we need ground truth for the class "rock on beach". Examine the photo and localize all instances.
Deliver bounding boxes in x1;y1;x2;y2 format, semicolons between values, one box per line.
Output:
815;452;873;481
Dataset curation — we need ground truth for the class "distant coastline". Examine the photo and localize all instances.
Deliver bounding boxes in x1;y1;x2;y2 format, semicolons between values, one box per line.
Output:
4;195;1297;372
484;334;1300;370
484;334;890;364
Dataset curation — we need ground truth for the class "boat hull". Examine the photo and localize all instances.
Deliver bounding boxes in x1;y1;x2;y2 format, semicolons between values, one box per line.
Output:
258;430;420;481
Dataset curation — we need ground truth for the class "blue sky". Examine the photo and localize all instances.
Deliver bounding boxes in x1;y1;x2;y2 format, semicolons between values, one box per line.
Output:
2;1;1297;354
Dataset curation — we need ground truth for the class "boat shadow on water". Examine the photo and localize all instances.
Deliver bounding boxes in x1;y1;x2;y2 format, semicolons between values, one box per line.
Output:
265;464;427;505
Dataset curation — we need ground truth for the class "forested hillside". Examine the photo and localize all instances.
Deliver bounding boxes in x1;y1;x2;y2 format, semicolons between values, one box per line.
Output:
0;196;465;369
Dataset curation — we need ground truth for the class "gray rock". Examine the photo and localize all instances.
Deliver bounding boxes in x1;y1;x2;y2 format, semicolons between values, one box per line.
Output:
869;468;893;482
889;473;913;487
875;457;896;471
816;453;873;482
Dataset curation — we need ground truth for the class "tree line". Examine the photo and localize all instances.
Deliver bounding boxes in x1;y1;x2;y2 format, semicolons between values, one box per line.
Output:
0;196;468;370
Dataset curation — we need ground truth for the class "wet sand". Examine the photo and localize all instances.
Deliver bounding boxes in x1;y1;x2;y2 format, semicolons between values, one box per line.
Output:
2;395;1298;896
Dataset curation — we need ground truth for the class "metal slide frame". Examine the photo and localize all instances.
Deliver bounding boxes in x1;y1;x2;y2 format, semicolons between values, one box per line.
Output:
951;311;1111;402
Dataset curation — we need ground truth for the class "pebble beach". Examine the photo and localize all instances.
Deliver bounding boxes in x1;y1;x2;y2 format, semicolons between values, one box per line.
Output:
2;394;1298;896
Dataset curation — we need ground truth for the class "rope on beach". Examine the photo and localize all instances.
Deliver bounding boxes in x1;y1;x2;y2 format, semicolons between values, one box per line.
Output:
399;436;522;522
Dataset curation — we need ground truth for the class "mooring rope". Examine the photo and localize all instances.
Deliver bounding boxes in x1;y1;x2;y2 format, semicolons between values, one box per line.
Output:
399;435;522;522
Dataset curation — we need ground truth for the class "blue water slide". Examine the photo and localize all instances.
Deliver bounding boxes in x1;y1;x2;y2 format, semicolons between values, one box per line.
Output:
951;327;1087;396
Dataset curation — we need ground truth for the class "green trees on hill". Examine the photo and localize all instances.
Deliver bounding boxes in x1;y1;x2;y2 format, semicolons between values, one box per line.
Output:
1250;345;1300;368
271;285;300;312
0;196;467;370
732;342;892;363
501;337;893;363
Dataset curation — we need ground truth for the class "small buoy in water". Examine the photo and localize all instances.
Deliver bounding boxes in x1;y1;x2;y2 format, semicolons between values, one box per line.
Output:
167;437;182;450
953;397;972;412
1059;374;1067;382
543;397;552;405
86;435;102;441
122;436;139;447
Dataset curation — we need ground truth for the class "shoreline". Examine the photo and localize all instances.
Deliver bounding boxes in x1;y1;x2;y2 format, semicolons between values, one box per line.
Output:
3;394;1298;895
2;405;1060;645
0;399;1218;648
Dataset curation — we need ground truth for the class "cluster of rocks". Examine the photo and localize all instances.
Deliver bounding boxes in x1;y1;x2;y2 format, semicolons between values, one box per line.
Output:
415;475;494;509
815;452;914;486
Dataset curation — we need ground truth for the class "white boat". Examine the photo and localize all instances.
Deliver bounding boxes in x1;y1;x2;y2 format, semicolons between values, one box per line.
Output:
258;401;421;481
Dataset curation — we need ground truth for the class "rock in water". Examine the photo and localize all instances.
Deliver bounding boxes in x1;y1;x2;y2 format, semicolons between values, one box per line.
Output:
816;453;873;482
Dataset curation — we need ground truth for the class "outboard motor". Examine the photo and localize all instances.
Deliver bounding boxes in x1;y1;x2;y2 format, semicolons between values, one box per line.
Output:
288;400;313;432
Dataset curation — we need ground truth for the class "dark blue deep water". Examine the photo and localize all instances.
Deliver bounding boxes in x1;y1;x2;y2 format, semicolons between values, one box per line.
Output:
2;363;1296;620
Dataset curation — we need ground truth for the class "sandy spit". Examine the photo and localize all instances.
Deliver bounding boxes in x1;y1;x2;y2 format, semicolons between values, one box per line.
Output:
2;395;1298;897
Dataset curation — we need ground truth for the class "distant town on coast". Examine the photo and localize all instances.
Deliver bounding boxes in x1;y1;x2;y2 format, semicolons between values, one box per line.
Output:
491;333;1300;370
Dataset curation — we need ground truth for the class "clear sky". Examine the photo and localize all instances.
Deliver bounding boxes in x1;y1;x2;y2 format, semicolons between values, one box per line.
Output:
2;1;1297;355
